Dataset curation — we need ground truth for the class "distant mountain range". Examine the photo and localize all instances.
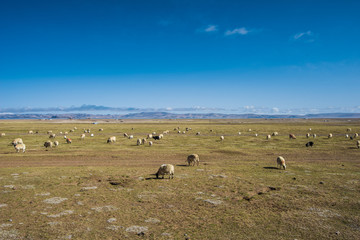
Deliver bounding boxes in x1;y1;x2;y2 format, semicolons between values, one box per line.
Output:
1;112;360;119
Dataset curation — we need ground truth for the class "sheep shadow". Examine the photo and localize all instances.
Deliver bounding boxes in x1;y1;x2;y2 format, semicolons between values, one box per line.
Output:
145;174;164;180
176;164;188;167
348;147;359;149
263;167;279;170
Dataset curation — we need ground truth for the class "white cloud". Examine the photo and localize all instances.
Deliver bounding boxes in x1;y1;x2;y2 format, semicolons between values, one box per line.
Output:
293;30;312;40
225;27;249;36
204;25;218;32
272;107;280;113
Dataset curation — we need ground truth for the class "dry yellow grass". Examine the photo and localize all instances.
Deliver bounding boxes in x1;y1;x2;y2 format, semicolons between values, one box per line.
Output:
0;119;359;239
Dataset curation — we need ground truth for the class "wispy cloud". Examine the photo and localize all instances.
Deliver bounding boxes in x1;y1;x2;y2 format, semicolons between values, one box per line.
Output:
204;25;218;32
225;27;249;36
293;30;315;42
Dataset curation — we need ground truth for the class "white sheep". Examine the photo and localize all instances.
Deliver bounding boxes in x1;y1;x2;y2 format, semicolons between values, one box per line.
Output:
124;133;129;138
328;133;333;138
159;134;164;139
90;134;94;137
74;127;77;130
255;133;258;137
248;129;252;132
80;134;85;139
357;140;360;149
354;133;359;138
59;131;63;135
129;135;134;139
196;132;201;135
266;134;271;140
187;154;200;166
44;141;53;148
147;134;153;139
272;132;278;136
12;138;23;146
14;143;26;153
70;129;74;132
149;141;153;146
345;134;349;138
313;134;317;138
238;132;241;135
54;141;59;147
47;131;52;134
277;156;286;170
306;133;310;138
347;128;352;132
142;138;147;144
64;132;68;135
220;136;224;141
107;136;116;143
152;132;156;135
137;138;142;145
99;128;104;131
1;133;5;137
28;130;33;134
49;133;56;138
156;164;174;179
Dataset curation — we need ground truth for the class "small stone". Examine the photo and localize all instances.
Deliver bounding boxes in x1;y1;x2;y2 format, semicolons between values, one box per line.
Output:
145;218;160;223
126;225;148;234
107;218;117;223
43;197;68;204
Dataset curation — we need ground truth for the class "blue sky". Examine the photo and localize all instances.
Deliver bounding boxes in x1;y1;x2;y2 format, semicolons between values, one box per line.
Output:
0;0;359;114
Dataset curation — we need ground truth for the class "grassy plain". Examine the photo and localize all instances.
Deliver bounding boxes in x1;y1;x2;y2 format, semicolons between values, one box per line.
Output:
0;118;359;239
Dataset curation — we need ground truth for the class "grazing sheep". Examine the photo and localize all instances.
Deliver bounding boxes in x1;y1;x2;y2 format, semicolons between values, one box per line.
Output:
159;134;164;139
163;130;169;134
124;133;129;138
59;131;63;135
174;128;177;131
107;136;116;143
345;134;349;138
347;128;352;132
357;140;360;149
47;131;52;134
14;143;26;153
129;135;134;139
153;135;161;140
28;130;33;134
178;131;181;134
354;133;359;138
64;132;68;135
66;138;72;144
313;134;317;138
12;138;23;146
149;141;153;146
80;134;85;139
196;132;201;135
266;134;271;140
49;133;56;139
1;133;5;137
309;128;312;131
220;136;224;141
277;156;286;170
305;141;314;147
142;138;147;144
137;138;142;145
254;133;258;137
187;154;200;166
328;133;333;138
248;129;252;132
306;133;310;138
147;134;153;139
74;127;77;130
182;131;186;134
238;132;241;135
90;134;94;137
54;141;59;147
86;129;91;133
289;134;296;139
152;132;156;135
272;132;278;136
210;129;213;132
44;141;53;148
156;164;174;179
350;136;354;140
99;128;103;131
70;129;74;132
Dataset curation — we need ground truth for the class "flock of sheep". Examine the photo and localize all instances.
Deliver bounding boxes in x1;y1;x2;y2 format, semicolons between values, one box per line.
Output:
2;126;360;179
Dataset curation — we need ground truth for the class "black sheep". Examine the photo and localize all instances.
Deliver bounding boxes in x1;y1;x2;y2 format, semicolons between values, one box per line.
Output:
305;141;314;147
152;136;161;140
